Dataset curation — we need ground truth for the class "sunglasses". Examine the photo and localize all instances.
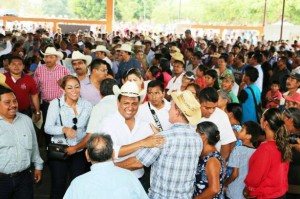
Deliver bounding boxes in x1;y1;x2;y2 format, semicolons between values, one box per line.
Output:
72;117;78;130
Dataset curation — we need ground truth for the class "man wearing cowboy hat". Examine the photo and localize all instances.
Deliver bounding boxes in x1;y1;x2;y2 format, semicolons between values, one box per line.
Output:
91;45;112;68
115;90;203;199
65;51;92;81
165;52;186;101
115;44;141;85
34;46;70;145
91;81;164;186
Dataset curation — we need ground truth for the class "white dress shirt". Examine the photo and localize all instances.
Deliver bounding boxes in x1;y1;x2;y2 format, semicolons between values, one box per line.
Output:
95;111;153;178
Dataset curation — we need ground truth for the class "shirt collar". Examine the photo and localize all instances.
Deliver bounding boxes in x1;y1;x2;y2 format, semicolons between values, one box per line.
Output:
91;161;114;171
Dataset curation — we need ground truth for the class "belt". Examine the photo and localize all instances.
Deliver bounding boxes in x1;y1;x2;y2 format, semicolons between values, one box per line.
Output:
0;168;30;178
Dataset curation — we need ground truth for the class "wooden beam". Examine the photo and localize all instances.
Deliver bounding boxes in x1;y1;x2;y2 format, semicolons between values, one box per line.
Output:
106;0;114;33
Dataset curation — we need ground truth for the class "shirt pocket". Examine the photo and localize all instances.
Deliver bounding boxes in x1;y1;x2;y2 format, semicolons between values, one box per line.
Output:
19;130;33;150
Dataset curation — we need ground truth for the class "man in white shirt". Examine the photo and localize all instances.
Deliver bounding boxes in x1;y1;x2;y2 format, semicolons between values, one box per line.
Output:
136;80;171;131
87;78;118;134
249;52;264;92
92;81;164;183
165;52;185;100
198;87;236;161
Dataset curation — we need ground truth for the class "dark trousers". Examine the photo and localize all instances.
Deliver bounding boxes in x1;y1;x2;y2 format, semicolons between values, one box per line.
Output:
0;170;33;199
41;101;51;147
49;150;88;199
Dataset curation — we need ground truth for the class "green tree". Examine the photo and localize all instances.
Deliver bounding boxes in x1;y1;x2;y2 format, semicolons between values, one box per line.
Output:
42;0;71;17
68;0;106;20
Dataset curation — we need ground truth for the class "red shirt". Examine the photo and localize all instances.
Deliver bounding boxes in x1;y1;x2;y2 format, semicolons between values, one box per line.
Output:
34;64;70;102
4;72;38;112
245;141;289;199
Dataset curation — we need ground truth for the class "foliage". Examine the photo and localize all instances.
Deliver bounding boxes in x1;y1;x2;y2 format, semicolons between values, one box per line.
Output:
1;0;299;25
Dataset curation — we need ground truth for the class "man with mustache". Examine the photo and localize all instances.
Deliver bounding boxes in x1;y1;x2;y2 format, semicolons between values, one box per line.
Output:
67;51;92;81
0;84;43;199
34;47;70;145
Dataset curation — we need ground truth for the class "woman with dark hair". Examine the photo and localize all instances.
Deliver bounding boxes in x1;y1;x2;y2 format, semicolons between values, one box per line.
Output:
244;108;292;199
194;121;225;199
283;108;300;199
45;75;93;199
205;69;220;90
146;66;165;86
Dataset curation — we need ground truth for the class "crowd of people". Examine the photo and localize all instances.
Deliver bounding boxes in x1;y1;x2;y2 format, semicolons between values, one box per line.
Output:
0;26;300;199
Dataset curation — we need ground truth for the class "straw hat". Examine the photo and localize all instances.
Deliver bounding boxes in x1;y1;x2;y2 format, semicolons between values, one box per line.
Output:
65;51;92;66
171;90;201;125
171;52;185;64
41;47;64;60
0;73;10;88
91;45;111;55
134;41;144;47
113;81;145;100
211;53;221;58
116;44;133;53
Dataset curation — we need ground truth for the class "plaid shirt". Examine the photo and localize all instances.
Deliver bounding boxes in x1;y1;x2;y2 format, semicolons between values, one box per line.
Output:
137;123;202;199
34;64;70;102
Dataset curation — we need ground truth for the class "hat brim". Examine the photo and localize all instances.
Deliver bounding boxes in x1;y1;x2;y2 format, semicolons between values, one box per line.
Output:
116;47;133;54
170;91;201;125
287;74;300;81
91;49;110;55
65;56;92;67
41;51;64;60
113;85;146;101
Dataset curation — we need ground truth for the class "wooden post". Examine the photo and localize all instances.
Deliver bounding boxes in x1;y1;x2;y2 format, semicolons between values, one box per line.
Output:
106;0;114;33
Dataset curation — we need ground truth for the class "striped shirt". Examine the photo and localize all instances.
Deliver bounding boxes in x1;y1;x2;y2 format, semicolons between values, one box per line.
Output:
136;123;202;199
34;64;70;102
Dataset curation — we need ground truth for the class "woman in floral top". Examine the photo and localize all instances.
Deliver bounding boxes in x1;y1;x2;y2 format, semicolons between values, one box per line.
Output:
194;121;225;199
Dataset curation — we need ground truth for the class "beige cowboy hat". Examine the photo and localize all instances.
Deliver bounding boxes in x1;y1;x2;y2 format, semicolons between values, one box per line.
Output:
113;81;146;100
211;53;221;58
171;90;202;125
65;51;92;66
91;45;111;55
116;44;133;53
0;73;11;88
41;47;64;60
170;52;185;64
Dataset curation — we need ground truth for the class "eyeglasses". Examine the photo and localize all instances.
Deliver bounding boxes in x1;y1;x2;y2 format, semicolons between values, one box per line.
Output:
72;117;78;130
98;68;108;73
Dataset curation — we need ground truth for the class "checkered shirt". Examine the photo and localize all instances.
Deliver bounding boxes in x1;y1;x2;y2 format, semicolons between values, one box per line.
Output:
137;123;203;199
34;64;70;102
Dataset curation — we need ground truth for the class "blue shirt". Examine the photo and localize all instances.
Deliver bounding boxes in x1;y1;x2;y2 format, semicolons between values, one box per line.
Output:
115;57;141;84
241;84;261;124
0;113;43;174
63;161;148;199
45;95;93;147
136;123;203;199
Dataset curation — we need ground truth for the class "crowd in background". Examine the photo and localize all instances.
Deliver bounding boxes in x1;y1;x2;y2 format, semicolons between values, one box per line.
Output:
0;25;300;199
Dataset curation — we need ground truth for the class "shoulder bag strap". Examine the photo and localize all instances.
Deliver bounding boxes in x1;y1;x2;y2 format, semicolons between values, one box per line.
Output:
247;87;260;122
57;98;69;145
148;102;163;131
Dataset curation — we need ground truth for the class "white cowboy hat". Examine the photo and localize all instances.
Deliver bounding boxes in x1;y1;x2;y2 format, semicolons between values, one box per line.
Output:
91;45;111;55
83;33;92;39
65;51;92;66
116;44;133;53
0;73;11;88
95;38;103;42
113;81;146;100
171;90;202;125
134;41;144;47
41;47;64;60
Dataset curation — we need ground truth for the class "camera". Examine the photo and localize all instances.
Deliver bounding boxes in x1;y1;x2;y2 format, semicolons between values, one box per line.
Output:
289;134;300;144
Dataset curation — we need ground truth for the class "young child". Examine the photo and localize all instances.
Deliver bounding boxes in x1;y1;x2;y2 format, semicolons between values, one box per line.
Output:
225;121;262;199
265;80;282;108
